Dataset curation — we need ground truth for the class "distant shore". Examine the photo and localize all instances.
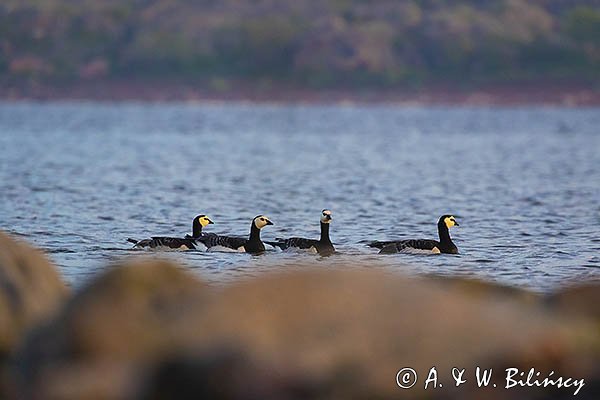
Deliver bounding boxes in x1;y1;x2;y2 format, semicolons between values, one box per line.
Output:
1;80;598;106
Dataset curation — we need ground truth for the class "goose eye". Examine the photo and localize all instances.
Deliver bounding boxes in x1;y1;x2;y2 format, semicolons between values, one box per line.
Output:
260;218;265;221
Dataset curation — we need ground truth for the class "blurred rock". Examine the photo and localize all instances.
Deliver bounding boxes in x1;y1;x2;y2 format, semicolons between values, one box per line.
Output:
11;263;600;400
0;231;68;360
149;269;598;399
428;275;542;306
142;350;321;400
12;259;208;400
549;282;600;321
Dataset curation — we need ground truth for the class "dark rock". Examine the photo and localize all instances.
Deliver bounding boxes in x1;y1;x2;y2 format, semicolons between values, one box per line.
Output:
141;349;323;400
12;259;208;400
0;231;68;357
0;231;68;399
549;282;600;321
428;275;542;305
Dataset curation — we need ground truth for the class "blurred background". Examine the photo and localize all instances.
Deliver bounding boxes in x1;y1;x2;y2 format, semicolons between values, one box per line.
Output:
1;0;598;102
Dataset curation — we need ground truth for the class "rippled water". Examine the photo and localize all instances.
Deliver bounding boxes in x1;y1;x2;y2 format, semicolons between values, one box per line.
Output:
1;102;599;291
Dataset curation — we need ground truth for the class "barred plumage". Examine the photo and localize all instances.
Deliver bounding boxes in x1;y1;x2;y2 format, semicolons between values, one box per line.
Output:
197;233;246;250
274;237;320;249
127;236;198;250
267;209;335;256
372;239;440;254
128;214;213;250
196;215;273;254
368;215;459;255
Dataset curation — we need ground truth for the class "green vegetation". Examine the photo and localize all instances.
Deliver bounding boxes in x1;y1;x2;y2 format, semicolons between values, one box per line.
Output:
0;0;598;87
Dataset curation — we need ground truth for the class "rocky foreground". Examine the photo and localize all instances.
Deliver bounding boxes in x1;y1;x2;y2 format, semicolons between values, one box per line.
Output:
0;230;598;399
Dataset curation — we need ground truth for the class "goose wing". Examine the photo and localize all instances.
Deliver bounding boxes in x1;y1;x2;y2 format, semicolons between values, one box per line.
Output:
370;239;439;250
273;237;319;250
368;240;396;249
197;233;246;250
379;239;440;254
399;239;439;250
128;236;196;249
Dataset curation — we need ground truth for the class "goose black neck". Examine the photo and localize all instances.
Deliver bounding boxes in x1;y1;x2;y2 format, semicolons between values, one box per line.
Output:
249;223;262;242
320;222;331;244
192;219;202;238
437;222;452;245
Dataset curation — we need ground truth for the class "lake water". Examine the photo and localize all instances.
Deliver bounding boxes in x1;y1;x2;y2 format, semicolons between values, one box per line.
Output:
1;102;599;292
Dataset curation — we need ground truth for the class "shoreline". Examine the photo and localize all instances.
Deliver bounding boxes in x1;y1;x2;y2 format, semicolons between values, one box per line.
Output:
1;80;599;106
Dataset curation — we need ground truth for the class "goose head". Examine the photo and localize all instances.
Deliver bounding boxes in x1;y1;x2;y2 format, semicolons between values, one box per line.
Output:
253;215;274;229
320;209;333;224
196;215;214;227
439;215;459;229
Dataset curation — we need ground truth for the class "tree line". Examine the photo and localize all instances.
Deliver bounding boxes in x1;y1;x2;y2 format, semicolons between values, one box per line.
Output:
1;0;598;87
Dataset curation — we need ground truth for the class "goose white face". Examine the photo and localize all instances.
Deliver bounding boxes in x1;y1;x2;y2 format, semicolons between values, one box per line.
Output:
198;215;214;227
254;215;273;229
320;209;332;224
444;216;459;228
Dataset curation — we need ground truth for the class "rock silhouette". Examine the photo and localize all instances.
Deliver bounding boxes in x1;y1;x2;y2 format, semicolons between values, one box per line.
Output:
0;231;68;360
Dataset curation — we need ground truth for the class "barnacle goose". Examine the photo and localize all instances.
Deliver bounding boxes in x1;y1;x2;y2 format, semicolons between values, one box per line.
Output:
266;209;335;256
197;215;273;254
368;215;459;254
127;214;214;250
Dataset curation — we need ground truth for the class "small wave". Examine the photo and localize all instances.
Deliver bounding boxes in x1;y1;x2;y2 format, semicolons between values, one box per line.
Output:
47;248;77;254
97;247;134;251
31;231;53;236
521;197;544;206
490;244;527;249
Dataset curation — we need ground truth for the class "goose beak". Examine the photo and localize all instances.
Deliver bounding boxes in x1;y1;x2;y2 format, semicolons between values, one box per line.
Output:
454;221;459;226
326;215;332;221
208;219;214;224
266;219;273;225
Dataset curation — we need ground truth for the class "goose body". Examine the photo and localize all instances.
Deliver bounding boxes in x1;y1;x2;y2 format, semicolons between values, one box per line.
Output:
127;215;213;250
267;210;335;256
127;236;199;250
368;215;459;254
197;215;273;254
198;234;247;251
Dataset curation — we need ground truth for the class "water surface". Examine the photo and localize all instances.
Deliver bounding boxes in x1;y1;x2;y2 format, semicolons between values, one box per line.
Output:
1;102;599;291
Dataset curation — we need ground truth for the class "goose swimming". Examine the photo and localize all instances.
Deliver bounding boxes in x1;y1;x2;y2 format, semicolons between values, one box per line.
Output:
267;209;335;256
368;215;459;254
197;215;273;254
127;214;214;250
